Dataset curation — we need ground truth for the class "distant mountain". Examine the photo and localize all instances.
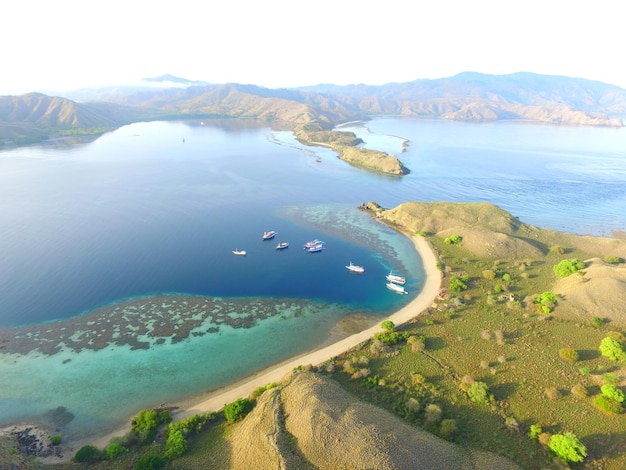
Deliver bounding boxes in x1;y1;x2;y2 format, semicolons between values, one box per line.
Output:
2;72;625;148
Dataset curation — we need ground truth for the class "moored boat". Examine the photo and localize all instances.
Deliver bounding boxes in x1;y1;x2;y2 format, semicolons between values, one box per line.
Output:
386;282;407;294
345;262;365;274
232;249;246;256
386;272;406;285
307;243;324;253
276;242;289;250
304;239;325;249
263;231;277;240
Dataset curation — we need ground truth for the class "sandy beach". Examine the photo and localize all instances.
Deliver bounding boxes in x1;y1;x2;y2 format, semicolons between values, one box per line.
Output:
39;234;442;460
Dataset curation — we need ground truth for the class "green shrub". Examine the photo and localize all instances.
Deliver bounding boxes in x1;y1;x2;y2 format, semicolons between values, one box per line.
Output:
528;424;542;439
601;384;625;402
534;291;557;313
553;259;585;277
164;430;188;459
439;419;458;439
604;256;623;264
603;372;619;385
73;445;104;463
599;336;626;361
558;347;579;362
374;331;409;345
592;316;605;328
105;443;128;459
224;398;253;424
449;276;468;292
593;394;624;414
467;381;491;404
50;435;62;446
381;320;395;332
444;234;462;245
135;454;167;470
549;245;565;255
549;432;587;462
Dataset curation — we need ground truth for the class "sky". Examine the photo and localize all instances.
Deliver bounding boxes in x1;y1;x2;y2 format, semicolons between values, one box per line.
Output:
2;0;625;95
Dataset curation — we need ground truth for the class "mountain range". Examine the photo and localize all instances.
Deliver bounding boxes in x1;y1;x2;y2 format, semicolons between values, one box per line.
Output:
1;72;625;147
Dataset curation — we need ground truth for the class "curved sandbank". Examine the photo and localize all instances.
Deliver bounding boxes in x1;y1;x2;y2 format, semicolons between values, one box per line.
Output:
51;234;442;458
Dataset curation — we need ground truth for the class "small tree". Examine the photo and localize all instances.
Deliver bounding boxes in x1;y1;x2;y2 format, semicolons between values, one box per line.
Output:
105;443;128;459
224;398;253;424
528;424;542;439
449;276;468;292
535;292;557;314
549;432;587;463
135;454;167;470
381;320;395;332
73;445;105;463
594;394;624;414
599;336;626;361
444;234;462;245
439;419;458;439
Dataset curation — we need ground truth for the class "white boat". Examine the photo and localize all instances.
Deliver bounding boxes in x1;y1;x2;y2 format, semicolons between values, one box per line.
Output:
263;231;277;240
345;262;365;274
307;243;324;253
386;272;406;285
386;282;407;294
304;239;325;249
232;249;246;256
276;242;289;249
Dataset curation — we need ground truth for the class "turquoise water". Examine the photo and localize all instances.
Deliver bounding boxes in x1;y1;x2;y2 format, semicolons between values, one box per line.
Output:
0;117;625;440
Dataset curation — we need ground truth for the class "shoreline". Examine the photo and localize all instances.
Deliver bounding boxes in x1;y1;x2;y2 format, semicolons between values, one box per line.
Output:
35;234;442;462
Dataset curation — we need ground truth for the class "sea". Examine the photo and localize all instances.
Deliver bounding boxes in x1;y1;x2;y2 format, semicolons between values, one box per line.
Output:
0;117;625;440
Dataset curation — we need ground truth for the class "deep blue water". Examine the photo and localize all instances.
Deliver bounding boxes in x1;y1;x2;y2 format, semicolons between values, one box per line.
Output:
0;117;625;439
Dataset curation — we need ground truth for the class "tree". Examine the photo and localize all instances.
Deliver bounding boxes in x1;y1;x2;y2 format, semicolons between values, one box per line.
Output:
224;398;253;423
135;454;167;470
105;443;128;459
553;259;585;277
549;432;587;462
444;234;462;245
599;336;626;361
381;320;395;332
534;291;557;314
73;445;104;463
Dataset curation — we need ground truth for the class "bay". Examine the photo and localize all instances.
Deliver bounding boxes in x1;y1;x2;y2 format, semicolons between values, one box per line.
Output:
0;116;625;440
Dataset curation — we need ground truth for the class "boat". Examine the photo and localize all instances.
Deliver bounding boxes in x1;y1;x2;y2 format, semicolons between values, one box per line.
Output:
276;242;289;250
304;239;325;249
345;262;365;274
386;282;407;294
386;272;406;285
307;243;324;253
232;249;246;256
263;231;277;240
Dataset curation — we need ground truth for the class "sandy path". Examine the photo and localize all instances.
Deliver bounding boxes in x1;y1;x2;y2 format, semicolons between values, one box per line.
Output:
57;235;442;457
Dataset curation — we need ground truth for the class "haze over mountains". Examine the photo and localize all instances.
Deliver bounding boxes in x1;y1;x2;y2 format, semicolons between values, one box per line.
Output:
1;72;625;147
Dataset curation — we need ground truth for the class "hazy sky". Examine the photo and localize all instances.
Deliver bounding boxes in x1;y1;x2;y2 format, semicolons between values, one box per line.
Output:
3;0;624;95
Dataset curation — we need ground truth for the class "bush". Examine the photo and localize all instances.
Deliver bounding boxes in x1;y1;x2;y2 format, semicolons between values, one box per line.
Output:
374;331;409;345
449;276;468;292
601;384;625;402
592;316;605;328
571;383;588;399
135;454;167;470
73;445;104;463
553;259;585;277
528;424;542;439
439;419;458;439
549;432;587;462
407;335;426;352
558;347;579;362
224;398;253;424
444;234;462;245
164;430;188;459
132;409;171;445
482;270;496;280
604;256;623;264
105;443;128;459
50;435;62;446
424;403;442;423
593;394;624;414
534;292;558;314
599;336;626;361
603;372;620;385
380;320;395;332
467;381;491;404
